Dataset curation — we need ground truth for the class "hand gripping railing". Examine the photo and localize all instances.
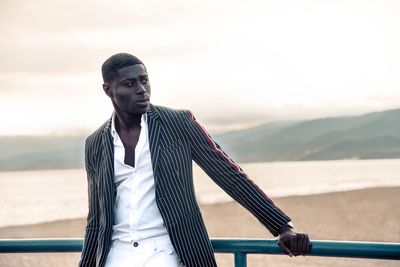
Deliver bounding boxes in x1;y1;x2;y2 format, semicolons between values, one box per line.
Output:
0;238;399;267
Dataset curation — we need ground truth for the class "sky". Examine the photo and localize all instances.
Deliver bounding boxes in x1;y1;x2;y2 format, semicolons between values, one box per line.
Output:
1;0;400;135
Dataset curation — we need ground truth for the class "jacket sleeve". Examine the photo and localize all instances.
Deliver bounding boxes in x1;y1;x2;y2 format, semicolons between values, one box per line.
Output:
182;110;291;236
78;138;99;267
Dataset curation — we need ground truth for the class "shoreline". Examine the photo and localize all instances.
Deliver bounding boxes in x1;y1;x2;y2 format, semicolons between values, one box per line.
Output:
1;157;400;173
1;186;399;240
0;185;397;232
1;186;399;267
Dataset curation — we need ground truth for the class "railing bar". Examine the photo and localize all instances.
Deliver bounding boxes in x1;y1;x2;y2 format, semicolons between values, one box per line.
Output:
0;238;399;260
234;252;247;267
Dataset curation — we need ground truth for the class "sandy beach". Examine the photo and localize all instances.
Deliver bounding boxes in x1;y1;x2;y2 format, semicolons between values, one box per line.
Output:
0;186;399;267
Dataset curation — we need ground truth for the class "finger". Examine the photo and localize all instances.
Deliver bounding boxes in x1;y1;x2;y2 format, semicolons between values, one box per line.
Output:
295;234;303;256
302;234;308;255
305;234;311;254
302;234;309;255
278;240;293;257
277;239;291;256
291;234;298;256
299;234;307;256
306;234;312;254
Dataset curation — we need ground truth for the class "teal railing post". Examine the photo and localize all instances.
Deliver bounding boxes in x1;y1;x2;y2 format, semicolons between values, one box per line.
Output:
234;251;247;267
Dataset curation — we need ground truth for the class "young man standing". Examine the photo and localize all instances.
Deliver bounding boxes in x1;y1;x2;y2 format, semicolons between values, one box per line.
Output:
79;53;311;267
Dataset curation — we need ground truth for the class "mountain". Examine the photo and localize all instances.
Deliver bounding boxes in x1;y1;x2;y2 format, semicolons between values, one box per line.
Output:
0;109;399;171
0;136;85;171
213;109;400;162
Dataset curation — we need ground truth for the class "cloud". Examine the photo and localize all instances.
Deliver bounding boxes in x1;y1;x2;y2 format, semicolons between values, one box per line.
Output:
1;0;400;135
0;0;216;33
0;39;207;74
0;0;217;74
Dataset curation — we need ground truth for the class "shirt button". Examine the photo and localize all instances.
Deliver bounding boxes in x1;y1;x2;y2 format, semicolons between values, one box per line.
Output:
133;242;139;247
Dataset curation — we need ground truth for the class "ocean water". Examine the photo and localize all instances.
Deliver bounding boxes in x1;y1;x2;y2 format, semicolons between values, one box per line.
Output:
0;159;400;228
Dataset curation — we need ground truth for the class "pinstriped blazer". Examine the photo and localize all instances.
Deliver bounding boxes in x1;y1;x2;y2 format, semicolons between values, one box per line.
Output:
78;104;291;267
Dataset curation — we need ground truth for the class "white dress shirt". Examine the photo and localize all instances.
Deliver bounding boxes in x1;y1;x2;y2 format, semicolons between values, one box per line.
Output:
111;112;168;242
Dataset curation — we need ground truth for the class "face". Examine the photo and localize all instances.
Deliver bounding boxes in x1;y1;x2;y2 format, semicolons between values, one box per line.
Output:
103;64;151;116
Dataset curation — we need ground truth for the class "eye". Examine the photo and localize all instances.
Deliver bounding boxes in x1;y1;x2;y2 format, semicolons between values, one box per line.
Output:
125;81;136;87
140;76;149;85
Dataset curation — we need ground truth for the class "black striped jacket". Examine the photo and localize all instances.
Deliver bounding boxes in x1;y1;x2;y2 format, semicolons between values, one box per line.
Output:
78;104;291;267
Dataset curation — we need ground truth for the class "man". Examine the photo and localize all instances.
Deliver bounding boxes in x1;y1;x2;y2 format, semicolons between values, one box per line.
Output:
79;53;311;267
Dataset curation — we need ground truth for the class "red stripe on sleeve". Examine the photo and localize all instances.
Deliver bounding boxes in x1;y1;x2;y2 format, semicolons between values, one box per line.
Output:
187;110;281;205
187;110;248;177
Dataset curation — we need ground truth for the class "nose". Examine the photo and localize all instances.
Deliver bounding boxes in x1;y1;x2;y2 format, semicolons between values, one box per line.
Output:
136;83;146;95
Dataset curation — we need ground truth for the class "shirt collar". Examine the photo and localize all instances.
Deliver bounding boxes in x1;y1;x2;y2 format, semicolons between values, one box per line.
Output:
111;112;148;139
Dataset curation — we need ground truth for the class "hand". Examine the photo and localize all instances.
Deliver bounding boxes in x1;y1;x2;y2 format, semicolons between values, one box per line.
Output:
277;225;311;257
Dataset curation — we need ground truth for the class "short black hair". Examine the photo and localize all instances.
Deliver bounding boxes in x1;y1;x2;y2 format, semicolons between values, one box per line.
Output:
101;53;145;83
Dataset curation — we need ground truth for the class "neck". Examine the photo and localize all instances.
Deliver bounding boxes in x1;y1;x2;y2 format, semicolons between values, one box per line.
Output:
114;110;142;132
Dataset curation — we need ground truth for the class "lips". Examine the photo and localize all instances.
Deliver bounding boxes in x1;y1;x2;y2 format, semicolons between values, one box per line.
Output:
136;96;149;102
136;99;150;106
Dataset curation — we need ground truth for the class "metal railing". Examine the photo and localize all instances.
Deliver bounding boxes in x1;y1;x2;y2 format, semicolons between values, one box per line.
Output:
0;238;399;266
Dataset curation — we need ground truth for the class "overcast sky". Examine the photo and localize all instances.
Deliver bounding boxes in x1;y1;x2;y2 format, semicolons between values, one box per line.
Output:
1;0;399;135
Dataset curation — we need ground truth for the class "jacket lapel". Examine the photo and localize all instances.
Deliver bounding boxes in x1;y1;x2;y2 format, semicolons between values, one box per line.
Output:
147;104;163;177
101;118;115;225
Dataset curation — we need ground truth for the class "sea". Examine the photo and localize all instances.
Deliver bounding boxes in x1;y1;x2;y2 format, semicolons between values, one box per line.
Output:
1;159;400;228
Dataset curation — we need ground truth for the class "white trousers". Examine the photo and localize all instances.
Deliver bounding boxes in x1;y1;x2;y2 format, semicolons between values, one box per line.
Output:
104;235;182;267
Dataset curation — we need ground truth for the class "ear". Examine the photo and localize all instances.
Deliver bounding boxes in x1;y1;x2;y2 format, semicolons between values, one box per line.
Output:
103;83;112;98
